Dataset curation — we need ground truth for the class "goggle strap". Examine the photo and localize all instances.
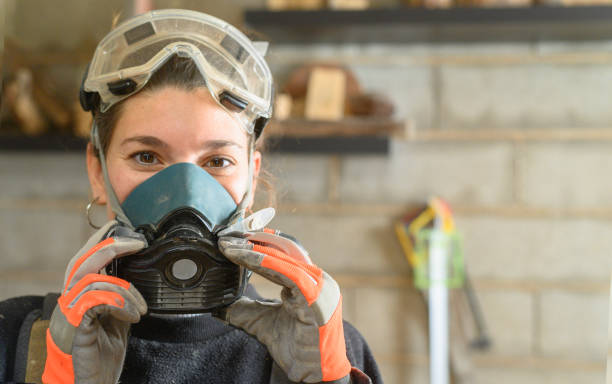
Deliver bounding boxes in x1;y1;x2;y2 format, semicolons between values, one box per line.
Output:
92;122;134;228
79;63;100;112
253;42;269;57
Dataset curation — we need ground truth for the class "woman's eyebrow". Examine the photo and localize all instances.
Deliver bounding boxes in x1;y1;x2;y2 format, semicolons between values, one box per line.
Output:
202;140;243;150
121;135;169;149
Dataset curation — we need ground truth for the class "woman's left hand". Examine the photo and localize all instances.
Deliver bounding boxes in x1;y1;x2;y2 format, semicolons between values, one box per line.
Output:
218;227;352;384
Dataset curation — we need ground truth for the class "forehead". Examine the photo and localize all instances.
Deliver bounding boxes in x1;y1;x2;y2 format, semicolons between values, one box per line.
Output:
112;86;249;147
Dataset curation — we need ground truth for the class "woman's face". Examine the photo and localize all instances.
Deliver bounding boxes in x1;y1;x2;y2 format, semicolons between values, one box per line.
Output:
86;86;261;219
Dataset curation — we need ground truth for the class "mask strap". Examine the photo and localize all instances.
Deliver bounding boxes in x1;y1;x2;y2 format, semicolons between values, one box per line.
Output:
229;136;255;224
91;122;134;228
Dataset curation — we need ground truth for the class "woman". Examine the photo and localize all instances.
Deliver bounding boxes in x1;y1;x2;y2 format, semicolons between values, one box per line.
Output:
0;9;382;384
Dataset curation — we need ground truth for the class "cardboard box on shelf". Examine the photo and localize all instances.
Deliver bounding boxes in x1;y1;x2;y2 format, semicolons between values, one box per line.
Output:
304;67;347;121
274;93;293;121
328;0;370;9
267;0;326;10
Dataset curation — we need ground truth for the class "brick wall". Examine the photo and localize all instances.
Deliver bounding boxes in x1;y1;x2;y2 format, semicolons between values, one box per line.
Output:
2;2;612;383
262;42;612;383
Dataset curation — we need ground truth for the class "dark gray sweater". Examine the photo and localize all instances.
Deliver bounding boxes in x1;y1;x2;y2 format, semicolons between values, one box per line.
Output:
123;310;381;383
1;287;382;384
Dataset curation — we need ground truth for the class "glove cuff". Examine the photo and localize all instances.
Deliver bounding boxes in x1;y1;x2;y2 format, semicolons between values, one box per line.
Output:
42;329;74;384
319;298;351;381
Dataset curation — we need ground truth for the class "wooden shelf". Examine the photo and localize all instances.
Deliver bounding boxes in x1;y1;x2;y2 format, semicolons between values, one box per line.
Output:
267;118;403;136
0;119;402;154
245;6;612;43
266;135;390;154
265;118;403;154
0;134;88;152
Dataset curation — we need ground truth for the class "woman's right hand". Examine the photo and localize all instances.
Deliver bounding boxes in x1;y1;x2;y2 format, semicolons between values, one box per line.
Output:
42;220;148;384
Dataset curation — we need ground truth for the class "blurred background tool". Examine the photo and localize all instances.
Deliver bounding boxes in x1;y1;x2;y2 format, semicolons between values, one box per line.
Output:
395;198;491;384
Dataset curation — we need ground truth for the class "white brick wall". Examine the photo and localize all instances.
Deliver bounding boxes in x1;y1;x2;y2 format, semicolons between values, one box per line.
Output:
351;287;429;356
477;291;534;356
539;291;609;359
0;153;89;199
457;215;612;281
517;143;612;209
440;65;612;129
272;212;410;275
339;141;515;206
473;367;604;384
262;154;331;203
0;208;86;270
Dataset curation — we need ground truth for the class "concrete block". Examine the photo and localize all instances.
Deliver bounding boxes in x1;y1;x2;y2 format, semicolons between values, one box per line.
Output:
339;286;358;326
350;65;434;126
339;141;514;206
539;291;609;360
271;212;410;275
258;154;330;204
457;216;612;281
376;361;428;384
428;43;534;55
517;143;612;209
477;291;533;355
0;208;86;270
535;40;612;54
0;153;90;199
439;65;612;129
351;287;428;357
11;0;125;50
0;273;63;301
474;367;604;384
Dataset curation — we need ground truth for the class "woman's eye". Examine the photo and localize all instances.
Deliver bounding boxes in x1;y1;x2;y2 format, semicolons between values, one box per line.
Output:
205;157;232;168
134;152;159;165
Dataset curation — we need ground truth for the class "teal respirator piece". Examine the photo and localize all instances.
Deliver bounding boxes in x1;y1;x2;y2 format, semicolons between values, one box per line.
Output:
121;162;237;231
107;162;247;315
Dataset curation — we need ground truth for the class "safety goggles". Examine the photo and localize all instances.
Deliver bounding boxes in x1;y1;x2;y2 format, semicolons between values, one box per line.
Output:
82;9;273;137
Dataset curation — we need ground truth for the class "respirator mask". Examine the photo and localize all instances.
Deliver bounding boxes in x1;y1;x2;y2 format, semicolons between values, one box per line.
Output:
105;163;248;314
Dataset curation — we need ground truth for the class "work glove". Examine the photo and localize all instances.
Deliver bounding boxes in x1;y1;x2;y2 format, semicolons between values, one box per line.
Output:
42;220;148;384
218;209;352;384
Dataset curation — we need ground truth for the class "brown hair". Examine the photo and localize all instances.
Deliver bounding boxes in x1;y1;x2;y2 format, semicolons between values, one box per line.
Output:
93;55;207;155
91;55;276;208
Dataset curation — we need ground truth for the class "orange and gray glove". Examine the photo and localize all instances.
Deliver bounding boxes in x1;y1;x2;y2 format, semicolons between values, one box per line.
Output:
218;213;352;383
42;220;148;384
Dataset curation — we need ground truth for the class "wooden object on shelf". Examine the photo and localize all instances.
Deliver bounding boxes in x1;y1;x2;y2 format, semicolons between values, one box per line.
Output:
304;67;347;121
4;69;47;136
4;40;76;134
268;0;325;9
284;62;361;101
266;117;404;137
32;84;71;130
328;0;370;9
282;62;396;119
295;0;326;9
291;97;306;118
457;0;531;6
423;0;453;8
267;0;291;9
73;101;93;139
348;93;395;117
544;0;612;5
274;93;293;121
